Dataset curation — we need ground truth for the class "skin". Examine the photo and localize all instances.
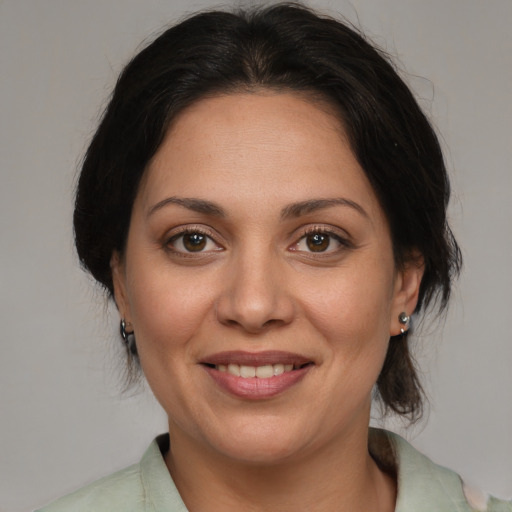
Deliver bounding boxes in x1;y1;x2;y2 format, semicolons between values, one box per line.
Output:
112;92;424;511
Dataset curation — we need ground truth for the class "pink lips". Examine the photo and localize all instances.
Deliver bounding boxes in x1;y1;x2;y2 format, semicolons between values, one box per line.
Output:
200;351;314;400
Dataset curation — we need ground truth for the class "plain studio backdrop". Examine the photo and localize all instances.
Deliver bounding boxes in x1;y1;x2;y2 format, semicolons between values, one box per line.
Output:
1;1;511;511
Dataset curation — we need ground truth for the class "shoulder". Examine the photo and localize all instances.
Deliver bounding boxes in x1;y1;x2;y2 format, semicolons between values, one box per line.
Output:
36;434;188;512
462;483;512;512
373;429;512;512
36;463;144;512
486;496;512;512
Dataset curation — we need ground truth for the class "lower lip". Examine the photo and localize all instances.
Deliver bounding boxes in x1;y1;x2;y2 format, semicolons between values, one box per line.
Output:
202;365;312;400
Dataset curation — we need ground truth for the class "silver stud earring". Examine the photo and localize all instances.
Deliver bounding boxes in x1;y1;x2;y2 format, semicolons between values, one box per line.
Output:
120;319;137;354
398;312;410;334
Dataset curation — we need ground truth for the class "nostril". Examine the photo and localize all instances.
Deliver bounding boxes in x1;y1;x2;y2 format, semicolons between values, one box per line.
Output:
218;311;286;332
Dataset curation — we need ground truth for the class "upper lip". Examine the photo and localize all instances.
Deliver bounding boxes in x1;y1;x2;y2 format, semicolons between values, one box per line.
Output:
200;350;313;367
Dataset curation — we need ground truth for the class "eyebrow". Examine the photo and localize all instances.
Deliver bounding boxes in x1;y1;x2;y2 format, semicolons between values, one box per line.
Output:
147;196;367;220
280;198;368;219
147;197;226;218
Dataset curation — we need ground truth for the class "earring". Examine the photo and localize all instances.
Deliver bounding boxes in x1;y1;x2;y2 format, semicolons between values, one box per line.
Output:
120;319;137;354
398;312;410;334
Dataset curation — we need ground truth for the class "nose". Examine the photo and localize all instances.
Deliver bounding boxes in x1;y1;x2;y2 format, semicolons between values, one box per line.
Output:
215;247;295;333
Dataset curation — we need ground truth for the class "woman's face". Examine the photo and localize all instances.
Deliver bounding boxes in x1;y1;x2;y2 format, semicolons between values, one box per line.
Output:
112;92;422;464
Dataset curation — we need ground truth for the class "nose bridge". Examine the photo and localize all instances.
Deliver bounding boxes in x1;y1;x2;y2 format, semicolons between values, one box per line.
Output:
216;241;294;332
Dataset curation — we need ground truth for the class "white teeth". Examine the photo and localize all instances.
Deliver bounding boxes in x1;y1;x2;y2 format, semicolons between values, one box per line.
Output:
255;365;274;378
227;364;240;377
240;365;256;378
216;363;299;378
273;364;284;376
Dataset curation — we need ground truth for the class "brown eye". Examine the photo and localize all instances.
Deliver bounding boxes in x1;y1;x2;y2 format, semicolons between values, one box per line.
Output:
183;233;207;252
168;230;220;254
291;229;348;255
306;233;330;252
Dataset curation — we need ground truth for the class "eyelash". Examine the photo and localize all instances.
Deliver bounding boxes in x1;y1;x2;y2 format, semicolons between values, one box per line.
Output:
164;225;352;257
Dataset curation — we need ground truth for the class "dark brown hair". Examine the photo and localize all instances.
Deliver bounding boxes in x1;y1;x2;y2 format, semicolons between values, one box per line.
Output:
74;3;462;420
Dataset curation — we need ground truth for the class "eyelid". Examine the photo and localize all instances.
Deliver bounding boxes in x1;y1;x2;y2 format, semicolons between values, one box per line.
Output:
166;224;215;238
297;224;352;243
303;224;348;235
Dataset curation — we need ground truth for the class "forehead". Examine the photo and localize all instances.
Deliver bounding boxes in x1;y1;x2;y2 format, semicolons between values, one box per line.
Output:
138;92;382;222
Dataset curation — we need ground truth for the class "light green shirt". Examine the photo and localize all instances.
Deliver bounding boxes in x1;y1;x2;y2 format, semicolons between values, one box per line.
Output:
37;429;511;511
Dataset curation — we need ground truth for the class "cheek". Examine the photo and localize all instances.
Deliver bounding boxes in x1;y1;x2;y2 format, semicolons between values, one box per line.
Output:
125;263;217;357
297;260;396;403
300;263;395;344
123;266;217;424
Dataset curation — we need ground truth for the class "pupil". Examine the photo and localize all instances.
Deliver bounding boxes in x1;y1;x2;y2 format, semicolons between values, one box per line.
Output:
307;233;329;252
184;233;206;251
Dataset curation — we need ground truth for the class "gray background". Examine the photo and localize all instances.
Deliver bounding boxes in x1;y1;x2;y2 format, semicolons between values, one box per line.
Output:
1;1;511;510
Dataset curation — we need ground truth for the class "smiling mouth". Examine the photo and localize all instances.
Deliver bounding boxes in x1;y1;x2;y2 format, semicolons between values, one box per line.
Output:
203;362;313;379
200;352;314;399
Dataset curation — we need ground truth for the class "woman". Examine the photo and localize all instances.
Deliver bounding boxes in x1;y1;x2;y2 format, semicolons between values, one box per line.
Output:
38;3;510;511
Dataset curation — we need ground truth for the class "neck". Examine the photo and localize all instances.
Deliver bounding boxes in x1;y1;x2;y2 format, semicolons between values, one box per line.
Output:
165;424;396;512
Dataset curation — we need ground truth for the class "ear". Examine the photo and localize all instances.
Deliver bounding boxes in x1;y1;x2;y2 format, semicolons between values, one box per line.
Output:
110;251;132;323
389;251;425;336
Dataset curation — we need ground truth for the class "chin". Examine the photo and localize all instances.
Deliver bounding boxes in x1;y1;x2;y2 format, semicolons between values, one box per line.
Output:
202;419;316;466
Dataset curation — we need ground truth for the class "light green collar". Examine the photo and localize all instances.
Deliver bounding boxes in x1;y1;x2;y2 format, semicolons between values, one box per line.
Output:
140;429;500;511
